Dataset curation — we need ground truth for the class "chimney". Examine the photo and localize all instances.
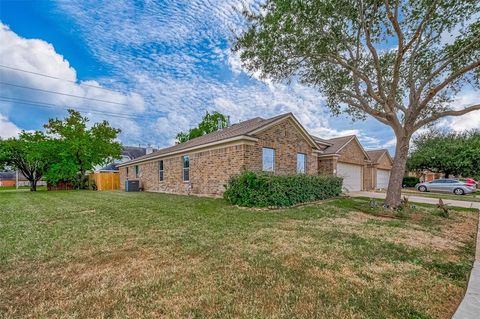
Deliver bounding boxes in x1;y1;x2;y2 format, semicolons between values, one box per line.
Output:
217;118;223;130
226;115;231;127
146;144;154;154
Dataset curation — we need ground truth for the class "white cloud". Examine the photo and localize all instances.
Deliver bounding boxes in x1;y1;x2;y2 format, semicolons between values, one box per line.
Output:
0;114;21;138
0;22;147;142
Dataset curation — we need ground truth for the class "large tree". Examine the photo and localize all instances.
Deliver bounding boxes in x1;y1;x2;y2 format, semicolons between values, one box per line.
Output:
0;132;58;191
233;0;480;207
44;109;122;188
408;130;480;179
176;111;228;143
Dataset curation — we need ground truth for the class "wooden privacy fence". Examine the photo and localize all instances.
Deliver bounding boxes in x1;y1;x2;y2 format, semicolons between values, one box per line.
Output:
89;172;120;190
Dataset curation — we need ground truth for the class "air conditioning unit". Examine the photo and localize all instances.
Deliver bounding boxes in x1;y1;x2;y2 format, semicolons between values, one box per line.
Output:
125;179;140;192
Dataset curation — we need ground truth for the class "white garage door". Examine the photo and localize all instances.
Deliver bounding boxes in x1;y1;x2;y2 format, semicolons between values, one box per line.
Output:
376;169;390;189
337;163;362;192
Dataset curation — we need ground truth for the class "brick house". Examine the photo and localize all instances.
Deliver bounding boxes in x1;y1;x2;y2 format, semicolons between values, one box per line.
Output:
118;113;392;196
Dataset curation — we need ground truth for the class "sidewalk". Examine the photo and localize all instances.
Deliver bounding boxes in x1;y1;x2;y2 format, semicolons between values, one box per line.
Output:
452;214;480;319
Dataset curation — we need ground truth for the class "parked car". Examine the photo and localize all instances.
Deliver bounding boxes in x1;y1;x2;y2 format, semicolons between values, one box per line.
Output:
415;179;477;195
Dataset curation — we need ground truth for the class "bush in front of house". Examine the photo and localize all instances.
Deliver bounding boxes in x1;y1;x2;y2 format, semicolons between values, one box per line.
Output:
402;176;420;187
223;171;343;207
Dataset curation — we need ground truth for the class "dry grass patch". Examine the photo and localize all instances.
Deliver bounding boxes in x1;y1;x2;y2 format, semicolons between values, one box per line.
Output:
0;192;477;318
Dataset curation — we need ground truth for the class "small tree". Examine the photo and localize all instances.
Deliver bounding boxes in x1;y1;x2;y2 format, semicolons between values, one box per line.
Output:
176;111;228;143
233;0;480;207
0;132;57;191
44;109;122;189
408;130;480;178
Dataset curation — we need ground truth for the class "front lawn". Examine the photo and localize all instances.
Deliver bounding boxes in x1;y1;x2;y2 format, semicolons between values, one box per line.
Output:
0;191;477;318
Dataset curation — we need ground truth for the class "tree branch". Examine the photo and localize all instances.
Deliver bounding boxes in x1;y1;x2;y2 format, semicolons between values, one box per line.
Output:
359;1;387;101
414;104;480;129
418;60;480;110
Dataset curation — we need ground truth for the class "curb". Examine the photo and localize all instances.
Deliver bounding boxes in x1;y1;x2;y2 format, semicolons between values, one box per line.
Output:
452;210;480;318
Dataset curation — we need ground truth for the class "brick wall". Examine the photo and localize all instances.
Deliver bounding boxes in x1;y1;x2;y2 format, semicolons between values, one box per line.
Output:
120;143;248;196
318;156;337;175
245;119;318;175
376;153;393;170
337;139;368;165
364;165;376;190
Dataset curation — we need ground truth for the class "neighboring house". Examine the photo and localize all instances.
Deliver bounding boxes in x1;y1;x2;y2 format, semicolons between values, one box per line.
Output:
408;170;444;182
0;171;46;187
94;146;156;172
366;149;394;189
118;113;392;196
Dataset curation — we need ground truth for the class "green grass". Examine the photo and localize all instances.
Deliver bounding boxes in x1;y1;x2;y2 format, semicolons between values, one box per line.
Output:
0;185;46;192
0;191;477;318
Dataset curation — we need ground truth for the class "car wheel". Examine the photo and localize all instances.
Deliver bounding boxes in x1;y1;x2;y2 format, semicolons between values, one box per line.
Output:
453;188;464;195
418;186;427;192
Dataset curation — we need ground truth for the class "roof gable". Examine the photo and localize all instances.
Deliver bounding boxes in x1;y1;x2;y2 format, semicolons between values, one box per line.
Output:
248;113;320;149
366;149;393;165
321;135;370;160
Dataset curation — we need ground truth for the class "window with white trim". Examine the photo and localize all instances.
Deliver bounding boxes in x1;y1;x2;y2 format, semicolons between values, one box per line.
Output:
297;153;306;174
159;160;164;181
262;148;275;172
182;155;190;181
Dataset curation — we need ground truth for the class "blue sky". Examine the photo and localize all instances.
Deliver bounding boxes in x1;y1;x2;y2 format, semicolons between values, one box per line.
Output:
0;1;477;153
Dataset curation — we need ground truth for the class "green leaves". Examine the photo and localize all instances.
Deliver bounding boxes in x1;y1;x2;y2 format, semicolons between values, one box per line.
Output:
43;109;122;187
0;109;122;190
407;130;480;178
176;111;227;143
223;171;343;207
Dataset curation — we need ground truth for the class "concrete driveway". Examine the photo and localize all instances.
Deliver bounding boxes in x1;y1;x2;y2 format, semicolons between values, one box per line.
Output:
348;191;480;209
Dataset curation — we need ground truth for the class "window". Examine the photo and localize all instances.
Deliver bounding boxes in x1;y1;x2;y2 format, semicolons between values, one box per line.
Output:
297;153;306;174
159;160;164;181
182;155;190;181
126;167;129;177
262;148;275;172
135;165;140;178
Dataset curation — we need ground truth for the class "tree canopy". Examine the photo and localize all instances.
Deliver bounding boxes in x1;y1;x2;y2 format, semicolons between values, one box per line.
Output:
408;130;480;179
176;111;228;143
0;132;58;191
233;0;480;207
0;109;122;191
43;110;122;188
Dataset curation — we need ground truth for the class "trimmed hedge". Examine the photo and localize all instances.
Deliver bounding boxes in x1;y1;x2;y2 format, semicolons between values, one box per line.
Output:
402;176;420;187
223;171;343;207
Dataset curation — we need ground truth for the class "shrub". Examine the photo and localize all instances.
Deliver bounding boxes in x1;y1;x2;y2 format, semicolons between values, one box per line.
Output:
223;171;342;207
402;176;420;187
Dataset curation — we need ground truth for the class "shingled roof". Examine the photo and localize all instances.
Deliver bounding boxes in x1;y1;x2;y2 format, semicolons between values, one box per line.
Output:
366;149;390;163
321;135;356;155
119;113;319;166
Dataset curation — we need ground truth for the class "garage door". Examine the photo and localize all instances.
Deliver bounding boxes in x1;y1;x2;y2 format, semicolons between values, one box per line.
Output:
337;163;362;192
376;169;390;189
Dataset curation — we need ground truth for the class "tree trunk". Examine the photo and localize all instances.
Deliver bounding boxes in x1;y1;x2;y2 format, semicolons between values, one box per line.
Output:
385;135;411;208
30;179;37;192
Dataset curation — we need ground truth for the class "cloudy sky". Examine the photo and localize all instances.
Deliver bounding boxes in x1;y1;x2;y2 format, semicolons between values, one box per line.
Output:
0;1;478;153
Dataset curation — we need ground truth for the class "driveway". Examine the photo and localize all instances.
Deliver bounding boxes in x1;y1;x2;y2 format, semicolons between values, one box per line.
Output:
349;191;480;210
